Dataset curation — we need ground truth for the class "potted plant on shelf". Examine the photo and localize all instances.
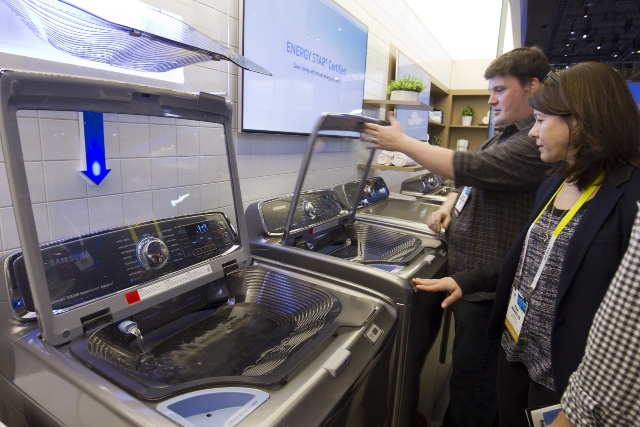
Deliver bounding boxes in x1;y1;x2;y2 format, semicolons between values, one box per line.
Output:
429;135;442;146
387;74;426;102
461;105;474;126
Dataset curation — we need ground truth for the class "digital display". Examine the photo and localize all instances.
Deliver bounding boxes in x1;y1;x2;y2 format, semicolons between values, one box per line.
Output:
185;222;214;239
242;0;368;137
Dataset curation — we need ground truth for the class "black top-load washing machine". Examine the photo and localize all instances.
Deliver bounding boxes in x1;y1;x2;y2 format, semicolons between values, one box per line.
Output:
0;71;399;427
334;176;442;236
245;118;448;427
333;176;456;418
399;173;456;205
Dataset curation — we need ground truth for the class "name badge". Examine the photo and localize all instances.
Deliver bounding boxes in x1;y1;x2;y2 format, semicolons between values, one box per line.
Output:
453;186;471;216
505;288;528;343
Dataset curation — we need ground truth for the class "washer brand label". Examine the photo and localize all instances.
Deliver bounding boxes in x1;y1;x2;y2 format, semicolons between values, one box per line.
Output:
48;251;90;267
271;204;287;211
227;399;260;426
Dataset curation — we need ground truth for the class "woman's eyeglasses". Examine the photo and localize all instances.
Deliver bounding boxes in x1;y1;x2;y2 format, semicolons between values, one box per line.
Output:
542;71;561;84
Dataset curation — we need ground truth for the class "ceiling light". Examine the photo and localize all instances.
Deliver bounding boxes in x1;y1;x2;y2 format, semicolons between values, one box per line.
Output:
582;35;587;38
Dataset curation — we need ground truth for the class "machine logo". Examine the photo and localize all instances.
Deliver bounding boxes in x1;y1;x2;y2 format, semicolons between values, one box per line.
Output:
49;251;91;267
272;205;287;211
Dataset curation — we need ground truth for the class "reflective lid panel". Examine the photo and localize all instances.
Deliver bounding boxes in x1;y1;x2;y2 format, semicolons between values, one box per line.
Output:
281;114;388;246
0;70;250;345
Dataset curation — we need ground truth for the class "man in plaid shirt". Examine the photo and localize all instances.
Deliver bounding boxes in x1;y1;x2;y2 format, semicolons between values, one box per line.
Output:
550;203;640;426
362;47;552;426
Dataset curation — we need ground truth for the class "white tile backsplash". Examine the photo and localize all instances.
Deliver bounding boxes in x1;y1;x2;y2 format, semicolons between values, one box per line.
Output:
44;161;88;201
38;111;78;120
25;162;46;204
177;126;200;156
151;157;179;189
177;185;201;215
0;164;11;208
121;158;152;193
123;191;153;223
103;122;121;159
0;208;16;250
177;157;201;186
48;199;90;240
17;118;42;161
89;195;124;231
150;125;178;157
152;188;180;219
119;123;151;158
200;156;221;184
200;127;222;155
200;182;219;210
40;119;82;161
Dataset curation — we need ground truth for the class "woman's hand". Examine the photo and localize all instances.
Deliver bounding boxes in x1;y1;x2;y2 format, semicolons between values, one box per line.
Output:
413;277;462;308
427;210;451;234
360;111;407;151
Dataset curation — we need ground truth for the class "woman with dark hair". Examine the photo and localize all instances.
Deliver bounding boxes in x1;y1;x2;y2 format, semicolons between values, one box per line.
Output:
415;61;640;426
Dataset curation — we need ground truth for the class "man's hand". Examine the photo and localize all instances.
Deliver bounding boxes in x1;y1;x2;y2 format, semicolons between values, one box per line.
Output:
427;210;451;234
548;411;576;427
413;277;462;308
360;111;408;151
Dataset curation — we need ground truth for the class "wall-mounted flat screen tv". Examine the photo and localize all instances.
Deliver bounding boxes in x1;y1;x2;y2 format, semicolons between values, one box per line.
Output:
395;51;431;142
242;0;368;137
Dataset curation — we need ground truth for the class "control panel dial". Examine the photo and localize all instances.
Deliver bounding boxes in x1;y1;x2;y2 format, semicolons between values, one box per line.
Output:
137;236;169;270
302;199;317;219
363;184;373;198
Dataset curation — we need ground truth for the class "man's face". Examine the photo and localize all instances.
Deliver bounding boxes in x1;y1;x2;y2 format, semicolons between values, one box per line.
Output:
487;75;536;127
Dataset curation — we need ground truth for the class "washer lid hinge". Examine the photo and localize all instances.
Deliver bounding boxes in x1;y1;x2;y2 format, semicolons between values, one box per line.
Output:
80;308;113;333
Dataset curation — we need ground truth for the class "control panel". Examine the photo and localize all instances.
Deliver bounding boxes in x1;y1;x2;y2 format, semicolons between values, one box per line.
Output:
259;190;345;235
341;177;389;209
400;173;443;194
8;212;239;312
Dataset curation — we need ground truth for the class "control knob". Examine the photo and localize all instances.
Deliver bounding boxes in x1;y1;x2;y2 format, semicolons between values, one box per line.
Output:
136;236;169;270
302;199;317;219
363;184;373;198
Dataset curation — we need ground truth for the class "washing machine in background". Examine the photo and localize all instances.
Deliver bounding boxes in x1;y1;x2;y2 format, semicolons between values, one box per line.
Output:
245;115;448;427
0;71;398;427
334;176;442;236
399;173;456;205
334;176;456;424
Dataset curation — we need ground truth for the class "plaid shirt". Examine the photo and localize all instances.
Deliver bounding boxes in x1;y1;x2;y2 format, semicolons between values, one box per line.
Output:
446;115;551;301
562;202;640;426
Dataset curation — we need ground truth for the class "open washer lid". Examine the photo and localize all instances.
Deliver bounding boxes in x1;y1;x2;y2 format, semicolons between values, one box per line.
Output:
0;70;252;346
280;114;388;246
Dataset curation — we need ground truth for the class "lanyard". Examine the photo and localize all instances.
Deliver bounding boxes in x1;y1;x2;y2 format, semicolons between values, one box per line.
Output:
517;174;603;294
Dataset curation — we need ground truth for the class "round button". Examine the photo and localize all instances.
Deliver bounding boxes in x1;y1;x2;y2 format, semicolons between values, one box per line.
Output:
136;236;169;270
302;199;317;219
363;184;373;198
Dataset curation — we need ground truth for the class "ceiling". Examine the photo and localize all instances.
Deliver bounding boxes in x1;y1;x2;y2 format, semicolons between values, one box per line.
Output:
523;0;640;80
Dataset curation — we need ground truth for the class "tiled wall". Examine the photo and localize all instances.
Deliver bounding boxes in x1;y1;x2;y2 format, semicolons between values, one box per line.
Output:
0;0;460;254
450;59;494;90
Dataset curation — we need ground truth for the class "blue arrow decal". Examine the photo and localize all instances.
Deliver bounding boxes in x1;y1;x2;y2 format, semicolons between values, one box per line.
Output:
80;111;111;185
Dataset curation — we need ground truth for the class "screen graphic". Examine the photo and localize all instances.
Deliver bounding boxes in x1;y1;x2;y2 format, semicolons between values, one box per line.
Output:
243;0;368;136
395;52;431;141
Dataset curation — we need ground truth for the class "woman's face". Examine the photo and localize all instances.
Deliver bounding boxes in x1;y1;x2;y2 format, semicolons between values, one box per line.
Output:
528;110;577;164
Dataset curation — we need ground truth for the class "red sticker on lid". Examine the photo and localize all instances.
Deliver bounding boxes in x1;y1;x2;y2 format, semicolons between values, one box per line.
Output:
125;290;141;305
